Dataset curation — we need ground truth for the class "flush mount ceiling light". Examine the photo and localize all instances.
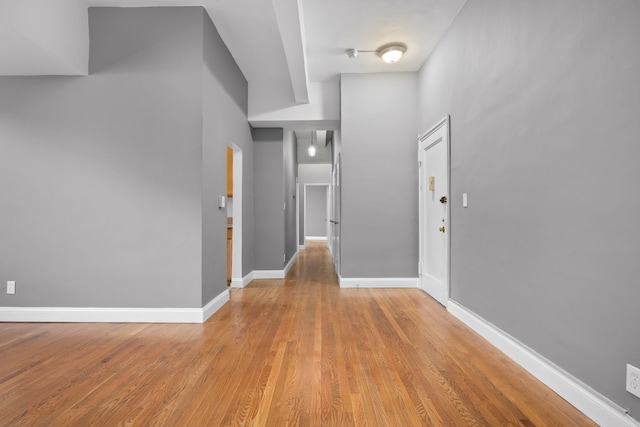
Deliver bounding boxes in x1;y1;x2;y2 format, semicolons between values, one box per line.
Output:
345;43;407;64
377;43;407;64
308;131;317;157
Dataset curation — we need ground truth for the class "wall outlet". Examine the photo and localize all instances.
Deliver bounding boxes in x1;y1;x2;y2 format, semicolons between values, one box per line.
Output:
7;281;15;294
627;364;640;399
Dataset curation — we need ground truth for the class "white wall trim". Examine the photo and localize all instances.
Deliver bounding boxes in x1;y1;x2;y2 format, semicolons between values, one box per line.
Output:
298;244;306;250
306;236;327;241
252;252;299;281
447;300;639;427
243;271;254;286
230;278;244;288
284;251;298;276
202;290;230;322
339;277;419;289
253;270;285;279
231;271;254;288
0;289;230;324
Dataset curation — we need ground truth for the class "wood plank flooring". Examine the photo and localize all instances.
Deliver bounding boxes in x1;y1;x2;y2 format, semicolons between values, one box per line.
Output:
0;241;596;426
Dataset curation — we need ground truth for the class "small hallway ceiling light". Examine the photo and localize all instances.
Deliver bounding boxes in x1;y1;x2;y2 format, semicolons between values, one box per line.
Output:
345;43;407;64
308;131;317;157
377;43;407;64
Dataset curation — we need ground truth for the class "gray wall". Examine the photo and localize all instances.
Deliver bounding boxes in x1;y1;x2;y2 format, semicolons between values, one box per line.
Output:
298;164;331;246
340;73;418;278
332;129;342;171
0;7;205;308
253;128;285;270
283;129;298;264
202;11;254;303
418;0;640;416
305;186;328;237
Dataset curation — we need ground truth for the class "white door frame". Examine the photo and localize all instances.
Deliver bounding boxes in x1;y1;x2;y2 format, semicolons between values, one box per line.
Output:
229;143;243;288
325;185;331;248
295;177;300;251
418;115;451;306
331;154;341;275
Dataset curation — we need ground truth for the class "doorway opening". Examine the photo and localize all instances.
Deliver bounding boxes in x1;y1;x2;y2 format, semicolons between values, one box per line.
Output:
227;143;243;288
304;183;330;245
295;129;341;277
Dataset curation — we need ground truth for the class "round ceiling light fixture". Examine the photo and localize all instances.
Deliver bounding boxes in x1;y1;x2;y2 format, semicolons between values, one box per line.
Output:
377;43;407;64
308;131;317;157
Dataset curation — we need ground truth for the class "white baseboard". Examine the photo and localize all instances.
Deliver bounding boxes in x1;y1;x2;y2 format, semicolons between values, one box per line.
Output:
339;277;419;289
230;278;244;288
306;236;327;241
0;289;230;324
447;300;639;427
298;244;305;250
252;252;299;281
202;290;229;322
253;270;285;279
231;271;254;288
284;251;298;276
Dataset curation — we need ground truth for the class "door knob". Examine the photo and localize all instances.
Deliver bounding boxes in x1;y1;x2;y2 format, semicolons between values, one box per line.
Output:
439;226;445;233
440;196;447;204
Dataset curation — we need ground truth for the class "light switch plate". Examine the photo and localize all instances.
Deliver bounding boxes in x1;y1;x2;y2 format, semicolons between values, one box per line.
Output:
7;281;15;294
463;193;468;208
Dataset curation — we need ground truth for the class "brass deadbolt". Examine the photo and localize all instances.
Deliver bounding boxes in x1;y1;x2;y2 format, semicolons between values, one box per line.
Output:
439;226;446;233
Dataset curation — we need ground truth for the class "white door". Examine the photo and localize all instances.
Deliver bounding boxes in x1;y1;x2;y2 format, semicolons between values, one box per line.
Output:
419;116;450;306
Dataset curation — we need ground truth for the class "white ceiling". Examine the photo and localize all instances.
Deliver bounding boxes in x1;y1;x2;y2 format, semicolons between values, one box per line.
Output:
0;0;467;113
0;0;89;75
303;0;466;82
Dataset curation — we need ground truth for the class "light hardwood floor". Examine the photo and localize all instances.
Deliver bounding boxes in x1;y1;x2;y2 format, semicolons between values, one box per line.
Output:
0;241;595;426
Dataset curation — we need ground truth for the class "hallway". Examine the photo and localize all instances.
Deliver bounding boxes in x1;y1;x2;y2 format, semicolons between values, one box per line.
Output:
0;242;594;426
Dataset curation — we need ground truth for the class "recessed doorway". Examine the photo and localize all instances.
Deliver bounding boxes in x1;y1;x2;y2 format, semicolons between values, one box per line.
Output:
227;143;243;288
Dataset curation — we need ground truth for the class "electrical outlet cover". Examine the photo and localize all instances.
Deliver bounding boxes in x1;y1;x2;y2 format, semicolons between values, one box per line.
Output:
627;364;640;399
